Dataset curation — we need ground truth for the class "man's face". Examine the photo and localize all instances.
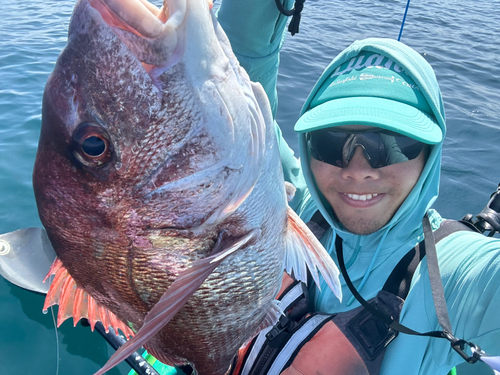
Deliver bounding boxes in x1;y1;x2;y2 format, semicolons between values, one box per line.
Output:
310;126;427;235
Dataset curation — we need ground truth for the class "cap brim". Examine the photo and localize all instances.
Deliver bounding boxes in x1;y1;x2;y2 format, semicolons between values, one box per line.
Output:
294;97;443;144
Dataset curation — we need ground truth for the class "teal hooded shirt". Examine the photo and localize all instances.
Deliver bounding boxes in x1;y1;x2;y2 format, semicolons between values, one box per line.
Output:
128;3;500;375
295;38;446;312
217;2;500;375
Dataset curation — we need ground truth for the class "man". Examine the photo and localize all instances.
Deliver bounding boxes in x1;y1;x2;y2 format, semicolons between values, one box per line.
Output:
131;1;500;374
214;0;500;374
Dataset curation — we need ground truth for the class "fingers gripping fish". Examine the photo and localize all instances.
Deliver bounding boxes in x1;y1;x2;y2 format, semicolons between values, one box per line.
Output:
33;0;341;374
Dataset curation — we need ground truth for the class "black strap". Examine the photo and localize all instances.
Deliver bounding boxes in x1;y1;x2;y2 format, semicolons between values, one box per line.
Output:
382;240;425;298
305;210;329;240
382;219;472;299
240;216;478;375
307;211;451;301
336;214;483;363
422;216;453;333
433;219;478;242
274;0;306;36
241;313;332;375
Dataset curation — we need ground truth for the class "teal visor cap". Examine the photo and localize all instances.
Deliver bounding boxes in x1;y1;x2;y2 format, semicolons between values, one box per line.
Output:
295;42;444;144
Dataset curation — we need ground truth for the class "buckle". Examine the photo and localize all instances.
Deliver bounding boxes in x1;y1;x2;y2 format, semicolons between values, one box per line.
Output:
442;331;482;364
265;316;290;341
347;303;399;360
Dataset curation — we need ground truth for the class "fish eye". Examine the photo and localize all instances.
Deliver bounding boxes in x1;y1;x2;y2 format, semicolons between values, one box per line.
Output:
82;136;106;157
71;122;113;168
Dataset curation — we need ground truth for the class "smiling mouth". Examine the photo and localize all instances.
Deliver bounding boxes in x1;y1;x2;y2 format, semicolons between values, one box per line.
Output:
343;193;379;201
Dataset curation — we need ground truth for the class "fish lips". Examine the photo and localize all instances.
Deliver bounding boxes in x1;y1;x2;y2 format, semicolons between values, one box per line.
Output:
83;0;194;76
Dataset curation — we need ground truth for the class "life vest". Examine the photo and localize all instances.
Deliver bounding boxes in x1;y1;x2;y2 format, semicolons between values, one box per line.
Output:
231;216;475;375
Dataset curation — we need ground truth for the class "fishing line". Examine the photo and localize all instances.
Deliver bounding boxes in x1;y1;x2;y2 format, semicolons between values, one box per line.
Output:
50;306;60;375
48;276;60;375
60;22;69;33
398;0;411;41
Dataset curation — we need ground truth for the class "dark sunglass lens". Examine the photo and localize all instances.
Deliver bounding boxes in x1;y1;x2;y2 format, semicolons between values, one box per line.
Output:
308;130;425;169
375;132;425;167
392;135;425;160
358;133;385;168
308;130;345;167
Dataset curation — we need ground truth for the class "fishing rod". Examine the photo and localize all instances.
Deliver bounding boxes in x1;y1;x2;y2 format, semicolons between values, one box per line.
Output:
2;184;500;373
81;319;160;375
398;0;411;41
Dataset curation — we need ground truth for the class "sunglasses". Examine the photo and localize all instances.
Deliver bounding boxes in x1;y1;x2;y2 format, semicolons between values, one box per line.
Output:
307;128;425;169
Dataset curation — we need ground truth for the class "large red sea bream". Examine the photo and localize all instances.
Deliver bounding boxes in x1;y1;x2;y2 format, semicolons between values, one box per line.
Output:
32;0;341;373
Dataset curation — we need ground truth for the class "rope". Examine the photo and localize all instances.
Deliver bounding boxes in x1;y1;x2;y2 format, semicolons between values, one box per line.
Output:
398;0;411;41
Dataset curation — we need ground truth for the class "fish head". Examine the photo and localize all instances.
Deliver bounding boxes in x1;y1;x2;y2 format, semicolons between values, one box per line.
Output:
33;0;270;311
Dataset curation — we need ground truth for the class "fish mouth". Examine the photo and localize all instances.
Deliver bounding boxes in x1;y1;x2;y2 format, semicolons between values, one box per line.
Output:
89;0;173;39
87;0;211;70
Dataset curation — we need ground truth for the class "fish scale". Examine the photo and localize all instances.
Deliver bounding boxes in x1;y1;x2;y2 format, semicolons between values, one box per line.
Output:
33;0;341;374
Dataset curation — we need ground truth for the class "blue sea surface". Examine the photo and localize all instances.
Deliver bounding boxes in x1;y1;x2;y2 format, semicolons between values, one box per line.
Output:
0;0;499;374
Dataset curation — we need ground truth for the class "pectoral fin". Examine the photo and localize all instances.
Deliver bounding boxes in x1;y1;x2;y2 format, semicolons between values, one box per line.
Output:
94;231;255;375
284;208;342;301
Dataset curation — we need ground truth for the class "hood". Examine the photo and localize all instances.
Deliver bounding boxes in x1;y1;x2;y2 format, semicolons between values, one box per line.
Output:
296;38;446;309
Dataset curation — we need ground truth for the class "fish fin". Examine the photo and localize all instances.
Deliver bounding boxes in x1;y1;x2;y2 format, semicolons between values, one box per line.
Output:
260;300;283;331
94;231;256;375
284;182;296;202
284;208;342;301
239;300;283;350
43;258;134;338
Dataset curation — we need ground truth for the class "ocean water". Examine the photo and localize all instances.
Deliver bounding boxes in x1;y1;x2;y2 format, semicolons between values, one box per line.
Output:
0;0;499;374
